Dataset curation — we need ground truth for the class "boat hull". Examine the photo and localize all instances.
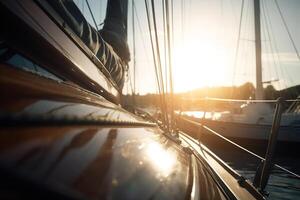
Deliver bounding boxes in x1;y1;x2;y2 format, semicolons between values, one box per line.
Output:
200;119;300;143
176;116;300;156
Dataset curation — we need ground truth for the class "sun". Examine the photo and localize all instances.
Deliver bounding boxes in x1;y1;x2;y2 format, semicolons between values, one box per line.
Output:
172;38;231;93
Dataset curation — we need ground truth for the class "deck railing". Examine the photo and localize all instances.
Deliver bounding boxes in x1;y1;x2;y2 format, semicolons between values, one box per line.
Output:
179;116;300;177
177;97;300;192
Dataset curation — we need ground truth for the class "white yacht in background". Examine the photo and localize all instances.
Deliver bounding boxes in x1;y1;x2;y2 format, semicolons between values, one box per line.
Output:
199;98;300;143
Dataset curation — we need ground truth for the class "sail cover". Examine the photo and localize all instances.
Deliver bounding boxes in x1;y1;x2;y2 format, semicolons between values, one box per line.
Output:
100;0;130;63
47;0;130;89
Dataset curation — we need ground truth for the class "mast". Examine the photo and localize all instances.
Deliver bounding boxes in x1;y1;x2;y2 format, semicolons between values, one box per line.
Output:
254;0;264;100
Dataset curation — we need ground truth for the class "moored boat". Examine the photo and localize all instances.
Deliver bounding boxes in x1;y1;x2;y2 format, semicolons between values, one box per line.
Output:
178;0;300;147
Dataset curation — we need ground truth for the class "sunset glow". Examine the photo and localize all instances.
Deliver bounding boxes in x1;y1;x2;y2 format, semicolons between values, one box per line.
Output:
75;0;300;94
173;38;231;92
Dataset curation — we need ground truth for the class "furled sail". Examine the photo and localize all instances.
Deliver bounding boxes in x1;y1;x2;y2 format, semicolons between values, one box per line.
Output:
100;0;130;63
47;0;130;90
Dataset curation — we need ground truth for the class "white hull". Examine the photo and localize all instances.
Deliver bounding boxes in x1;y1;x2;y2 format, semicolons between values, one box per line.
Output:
201;119;300;143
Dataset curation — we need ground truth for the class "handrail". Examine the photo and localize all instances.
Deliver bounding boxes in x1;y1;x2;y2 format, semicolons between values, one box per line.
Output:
181;97;300;103
179;116;300;179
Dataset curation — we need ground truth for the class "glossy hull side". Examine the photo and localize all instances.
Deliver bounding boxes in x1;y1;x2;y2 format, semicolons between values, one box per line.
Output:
0;126;192;200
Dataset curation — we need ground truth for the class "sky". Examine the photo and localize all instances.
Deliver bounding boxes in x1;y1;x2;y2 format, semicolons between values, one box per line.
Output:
74;0;300;95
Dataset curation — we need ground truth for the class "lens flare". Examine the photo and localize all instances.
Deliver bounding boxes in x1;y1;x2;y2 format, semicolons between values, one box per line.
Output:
145;142;176;178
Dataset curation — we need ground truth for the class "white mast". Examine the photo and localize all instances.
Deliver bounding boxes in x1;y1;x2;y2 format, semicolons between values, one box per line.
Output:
254;0;264;99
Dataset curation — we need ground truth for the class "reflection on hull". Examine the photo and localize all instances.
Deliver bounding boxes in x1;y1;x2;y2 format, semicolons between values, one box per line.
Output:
0;127;191;200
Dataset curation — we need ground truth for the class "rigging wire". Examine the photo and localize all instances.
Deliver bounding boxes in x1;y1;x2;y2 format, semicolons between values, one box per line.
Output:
99;1;101;25
132;0;136;104
261;18;279;90
133;3;151;63
162;0;168;93
229;0;239;21
133;2;163;103
82;0;84;14
150;0;165;84
228;0;242;97
236;0;254;98
135;8;155;92
243;0;253;89
171;0;175;46
233;0;252;98
164;0;175;132
266;1;297;95
265;1;296;94
274;0;300;61
181;0;184;43
125;64;135;96
261;1;283;91
133;1;158;95
186;0;192;36
232;0;245;89
144;0;168;126
85;0;99;31
150;0;169;129
261;8;277;92
264;2;285;88
144;0;162;95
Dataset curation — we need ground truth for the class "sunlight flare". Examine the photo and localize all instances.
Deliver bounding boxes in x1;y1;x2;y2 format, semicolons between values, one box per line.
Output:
172;38;231;92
